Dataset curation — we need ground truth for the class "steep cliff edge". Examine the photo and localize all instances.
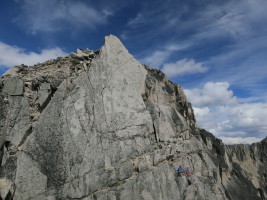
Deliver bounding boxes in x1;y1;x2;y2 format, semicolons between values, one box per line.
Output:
0;35;266;200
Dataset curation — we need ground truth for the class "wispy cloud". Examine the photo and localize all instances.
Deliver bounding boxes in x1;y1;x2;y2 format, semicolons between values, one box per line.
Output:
15;0;112;34
140;43;191;68
0;41;67;68
132;0;267;101
205;36;267;90
141;50;171;69
162;58;207;77
127;13;146;28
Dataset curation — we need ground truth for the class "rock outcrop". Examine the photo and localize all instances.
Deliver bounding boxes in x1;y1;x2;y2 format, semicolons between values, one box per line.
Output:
225;138;267;199
0;35;266;200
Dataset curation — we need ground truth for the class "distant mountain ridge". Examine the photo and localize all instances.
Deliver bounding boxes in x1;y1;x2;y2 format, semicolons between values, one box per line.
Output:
0;35;266;200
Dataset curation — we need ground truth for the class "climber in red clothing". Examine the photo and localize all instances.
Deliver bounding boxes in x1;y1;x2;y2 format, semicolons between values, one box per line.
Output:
184;167;190;176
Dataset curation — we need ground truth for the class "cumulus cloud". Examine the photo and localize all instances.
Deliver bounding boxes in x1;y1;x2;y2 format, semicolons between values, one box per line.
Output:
162;58;208;77
217;103;267;131
185;82;266;144
15;0;112;34
193;107;211;122
0;41;67;68
185;82;237;107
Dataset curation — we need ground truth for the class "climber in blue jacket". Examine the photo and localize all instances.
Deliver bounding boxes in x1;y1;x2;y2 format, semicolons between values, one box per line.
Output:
177;165;184;176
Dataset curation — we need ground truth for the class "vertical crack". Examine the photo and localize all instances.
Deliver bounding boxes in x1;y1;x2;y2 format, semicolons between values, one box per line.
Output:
153;123;158;143
17;126;33;149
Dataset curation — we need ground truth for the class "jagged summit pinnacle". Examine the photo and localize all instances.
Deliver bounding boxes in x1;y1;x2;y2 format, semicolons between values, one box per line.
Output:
103;34;129;53
2;35;131;80
0;35;266;200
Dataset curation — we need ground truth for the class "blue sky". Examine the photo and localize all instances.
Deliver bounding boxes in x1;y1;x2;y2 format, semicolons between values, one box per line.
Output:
0;0;267;144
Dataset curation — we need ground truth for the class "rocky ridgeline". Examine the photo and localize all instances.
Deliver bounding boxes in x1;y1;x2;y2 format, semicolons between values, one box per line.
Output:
0;35;266;200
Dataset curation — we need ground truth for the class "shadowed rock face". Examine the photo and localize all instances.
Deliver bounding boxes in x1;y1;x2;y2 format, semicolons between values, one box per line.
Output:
0;35;266;200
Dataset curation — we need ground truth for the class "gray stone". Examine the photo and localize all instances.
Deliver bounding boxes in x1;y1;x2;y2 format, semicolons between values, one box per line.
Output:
37;83;52;108
14;152;47;199
5;96;30;148
2;77;24;96
0;178;12;199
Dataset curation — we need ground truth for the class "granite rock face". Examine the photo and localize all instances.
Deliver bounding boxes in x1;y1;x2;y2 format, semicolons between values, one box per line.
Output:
0;35;266;200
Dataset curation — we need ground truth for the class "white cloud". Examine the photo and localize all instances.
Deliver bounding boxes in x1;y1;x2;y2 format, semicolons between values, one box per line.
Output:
218;103;267;130
185;81;266;144
16;0;111;34
0;41;67;67
193;107;211;122
162;58;207;77
185;82;237;107
219;136;262;145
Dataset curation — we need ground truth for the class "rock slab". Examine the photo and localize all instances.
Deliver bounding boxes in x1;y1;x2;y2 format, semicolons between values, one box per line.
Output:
2;77;24;96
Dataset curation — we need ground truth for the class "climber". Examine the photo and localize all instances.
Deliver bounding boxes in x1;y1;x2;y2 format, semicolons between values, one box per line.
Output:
184;167;190;176
177;165;184;176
